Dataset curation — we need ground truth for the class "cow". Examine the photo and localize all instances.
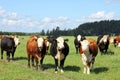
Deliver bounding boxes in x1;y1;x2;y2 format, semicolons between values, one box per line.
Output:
0;35;20;62
113;35;120;48
97;35;110;55
74;35;86;54
0;35;2;39
77;35;98;74
74;37;79;54
26;35;47;71
49;36;69;73
44;38;50;55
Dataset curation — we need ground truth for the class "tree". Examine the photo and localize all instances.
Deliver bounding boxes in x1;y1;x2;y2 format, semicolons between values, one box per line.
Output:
41;29;45;36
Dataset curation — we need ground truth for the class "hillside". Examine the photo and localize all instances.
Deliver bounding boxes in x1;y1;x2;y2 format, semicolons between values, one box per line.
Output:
74;20;120;36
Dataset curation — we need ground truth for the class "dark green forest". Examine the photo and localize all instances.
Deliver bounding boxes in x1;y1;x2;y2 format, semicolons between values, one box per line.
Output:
0;20;120;36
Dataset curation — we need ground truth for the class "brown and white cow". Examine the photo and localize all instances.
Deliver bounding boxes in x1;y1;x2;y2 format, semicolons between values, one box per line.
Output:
0;35;2;39
77;35;98;74
113;35;120;48
26;35;47;71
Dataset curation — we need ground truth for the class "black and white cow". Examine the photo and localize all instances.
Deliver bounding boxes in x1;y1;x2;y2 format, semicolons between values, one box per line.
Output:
97;35;110;55
74;37;79;54
74;35;86;54
49;37;69;73
0;35;20;62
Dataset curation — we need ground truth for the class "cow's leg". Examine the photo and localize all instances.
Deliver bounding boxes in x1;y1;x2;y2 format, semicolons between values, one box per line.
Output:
35;59;38;71
1;50;3;59
40;56;45;71
11;53;15;60
91;63;94;72
87;66;90;74
83;65;87;74
60;58;65;73
91;58;95;72
87;63;91;74
54;58;58;73
75;46;78;54
81;53;87;74
27;54;30;68
31;55;34;67
6;52;10;62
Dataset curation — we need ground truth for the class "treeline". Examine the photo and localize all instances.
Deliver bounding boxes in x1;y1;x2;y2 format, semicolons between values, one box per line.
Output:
0;20;120;36
48;20;120;36
74;20;120;36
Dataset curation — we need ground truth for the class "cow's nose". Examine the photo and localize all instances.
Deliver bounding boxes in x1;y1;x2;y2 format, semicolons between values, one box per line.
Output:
39;47;42;51
18;42;20;45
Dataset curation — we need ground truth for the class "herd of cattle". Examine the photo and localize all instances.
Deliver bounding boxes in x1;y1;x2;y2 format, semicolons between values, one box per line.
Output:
0;34;120;74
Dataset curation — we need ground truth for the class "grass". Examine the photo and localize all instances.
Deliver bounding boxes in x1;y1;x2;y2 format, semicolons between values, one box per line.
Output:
0;36;120;80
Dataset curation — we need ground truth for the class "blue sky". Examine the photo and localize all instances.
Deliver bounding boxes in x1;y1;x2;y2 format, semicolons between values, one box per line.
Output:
0;0;120;32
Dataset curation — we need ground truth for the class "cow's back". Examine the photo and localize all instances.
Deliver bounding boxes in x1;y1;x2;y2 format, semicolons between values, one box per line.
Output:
114;35;120;42
97;35;103;44
87;38;98;57
26;37;39;54
1;37;15;51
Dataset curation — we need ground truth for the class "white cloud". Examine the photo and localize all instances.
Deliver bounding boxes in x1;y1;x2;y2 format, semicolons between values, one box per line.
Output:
39;16;71;30
76;11;115;23
41;17;53;23
0;5;116;32
0;6;6;18
0;6;74;32
105;0;120;4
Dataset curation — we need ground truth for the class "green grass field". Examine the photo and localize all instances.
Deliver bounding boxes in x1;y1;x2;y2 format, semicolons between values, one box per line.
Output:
0;36;120;80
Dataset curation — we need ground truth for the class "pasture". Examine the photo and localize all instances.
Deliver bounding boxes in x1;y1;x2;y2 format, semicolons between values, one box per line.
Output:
0;36;120;80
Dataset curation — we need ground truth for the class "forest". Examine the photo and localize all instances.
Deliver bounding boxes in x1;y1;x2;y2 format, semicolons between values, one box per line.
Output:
0;20;120;36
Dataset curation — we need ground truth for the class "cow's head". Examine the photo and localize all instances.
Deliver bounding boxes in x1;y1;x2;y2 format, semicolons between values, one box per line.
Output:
37;36;44;51
77;35;86;42
14;35;20;47
103;35;109;43
56;37;64;51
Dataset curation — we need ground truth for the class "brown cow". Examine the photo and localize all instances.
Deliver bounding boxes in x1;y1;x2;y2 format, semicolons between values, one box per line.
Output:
0;35;2;39
113;35;120;47
26;35;46;71
77;35;98;74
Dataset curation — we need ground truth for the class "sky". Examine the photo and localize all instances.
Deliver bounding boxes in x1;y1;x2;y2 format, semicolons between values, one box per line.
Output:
0;0;120;32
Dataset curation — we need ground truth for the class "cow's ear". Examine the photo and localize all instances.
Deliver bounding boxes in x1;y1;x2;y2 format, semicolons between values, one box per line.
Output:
64;39;69;42
33;36;38;41
81;36;86;41
54;38;57;41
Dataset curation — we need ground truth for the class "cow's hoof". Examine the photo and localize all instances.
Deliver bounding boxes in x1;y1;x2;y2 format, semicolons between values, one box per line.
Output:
7;59;10;62
55;71;58;74
40;68;44;71
60;69;64;73
27;65;30;68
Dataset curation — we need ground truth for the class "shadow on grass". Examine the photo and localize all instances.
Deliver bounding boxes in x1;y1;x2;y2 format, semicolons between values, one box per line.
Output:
100;50;114;55
94;67;108;74
13;57;27;61
64;65;80;72
43;64;80;72
43;63;55;70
